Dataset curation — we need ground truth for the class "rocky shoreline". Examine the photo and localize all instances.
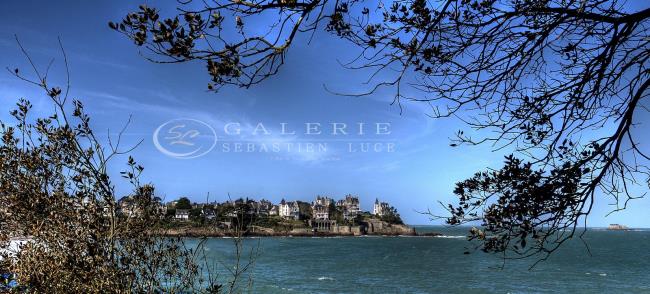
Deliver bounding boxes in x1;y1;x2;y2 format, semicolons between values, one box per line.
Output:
154;222;441;238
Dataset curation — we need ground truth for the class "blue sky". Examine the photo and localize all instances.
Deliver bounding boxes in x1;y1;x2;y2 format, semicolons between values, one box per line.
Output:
1;0;649;226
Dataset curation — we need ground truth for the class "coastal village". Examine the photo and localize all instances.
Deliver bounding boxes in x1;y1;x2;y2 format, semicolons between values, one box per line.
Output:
117;194;414;236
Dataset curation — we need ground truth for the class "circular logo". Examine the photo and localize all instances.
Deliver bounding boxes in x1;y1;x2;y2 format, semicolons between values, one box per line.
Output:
153;118;217;159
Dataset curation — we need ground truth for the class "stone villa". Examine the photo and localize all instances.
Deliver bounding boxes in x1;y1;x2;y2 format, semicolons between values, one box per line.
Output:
336;195;361;220
312;196;333;220
157;195;395;226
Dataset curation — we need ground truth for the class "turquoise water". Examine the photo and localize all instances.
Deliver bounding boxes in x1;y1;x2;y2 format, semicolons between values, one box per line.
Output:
194;226;650;293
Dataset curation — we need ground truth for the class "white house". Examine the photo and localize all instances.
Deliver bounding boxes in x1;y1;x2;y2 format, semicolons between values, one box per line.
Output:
175;209;190;221
269;205;279;216
279;199;300;220
373;198;390;216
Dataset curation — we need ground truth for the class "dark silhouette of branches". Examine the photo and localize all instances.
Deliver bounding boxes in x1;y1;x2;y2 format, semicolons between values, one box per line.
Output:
112;0;650;263
110;1;329;90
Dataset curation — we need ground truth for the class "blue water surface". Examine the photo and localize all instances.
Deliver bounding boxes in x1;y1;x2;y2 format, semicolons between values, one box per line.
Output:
188;226;650;293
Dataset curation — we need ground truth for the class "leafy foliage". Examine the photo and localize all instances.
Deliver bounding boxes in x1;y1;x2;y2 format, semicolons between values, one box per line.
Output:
448;155;586;259
379;207;404;225
176;197;193;210
0;40;252;292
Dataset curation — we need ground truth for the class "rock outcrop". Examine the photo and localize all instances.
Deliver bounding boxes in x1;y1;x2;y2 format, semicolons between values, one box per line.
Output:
362;219;416;236
155;220;417;237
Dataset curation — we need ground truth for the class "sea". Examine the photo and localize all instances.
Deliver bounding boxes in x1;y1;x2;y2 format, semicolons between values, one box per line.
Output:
188;226;650;293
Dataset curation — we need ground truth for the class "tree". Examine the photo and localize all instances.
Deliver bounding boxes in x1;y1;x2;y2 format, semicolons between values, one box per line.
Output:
328;203;344;223
166;207;176;218
297;201;313;220
380;207;404;225
190;207;203;218
112;0;650;262
175;197;193;210
0;39;253;292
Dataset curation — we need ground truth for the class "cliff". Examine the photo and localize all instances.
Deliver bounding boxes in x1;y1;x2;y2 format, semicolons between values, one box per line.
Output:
155;220;417;237
362;219;416;236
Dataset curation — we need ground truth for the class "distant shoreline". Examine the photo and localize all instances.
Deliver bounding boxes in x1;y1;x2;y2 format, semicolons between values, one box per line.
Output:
157;232;442;239
152;222;437;238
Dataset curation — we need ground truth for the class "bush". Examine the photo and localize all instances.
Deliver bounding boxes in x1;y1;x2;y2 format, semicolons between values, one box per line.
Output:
0;44;256;293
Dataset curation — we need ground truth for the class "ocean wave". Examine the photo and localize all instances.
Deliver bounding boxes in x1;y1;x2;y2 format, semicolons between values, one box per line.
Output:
317;276;335;281
434;235;466;239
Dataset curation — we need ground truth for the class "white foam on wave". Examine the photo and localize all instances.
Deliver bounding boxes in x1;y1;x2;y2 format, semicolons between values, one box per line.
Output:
599;273;607;277
317;276;335;281
434;235;466;239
